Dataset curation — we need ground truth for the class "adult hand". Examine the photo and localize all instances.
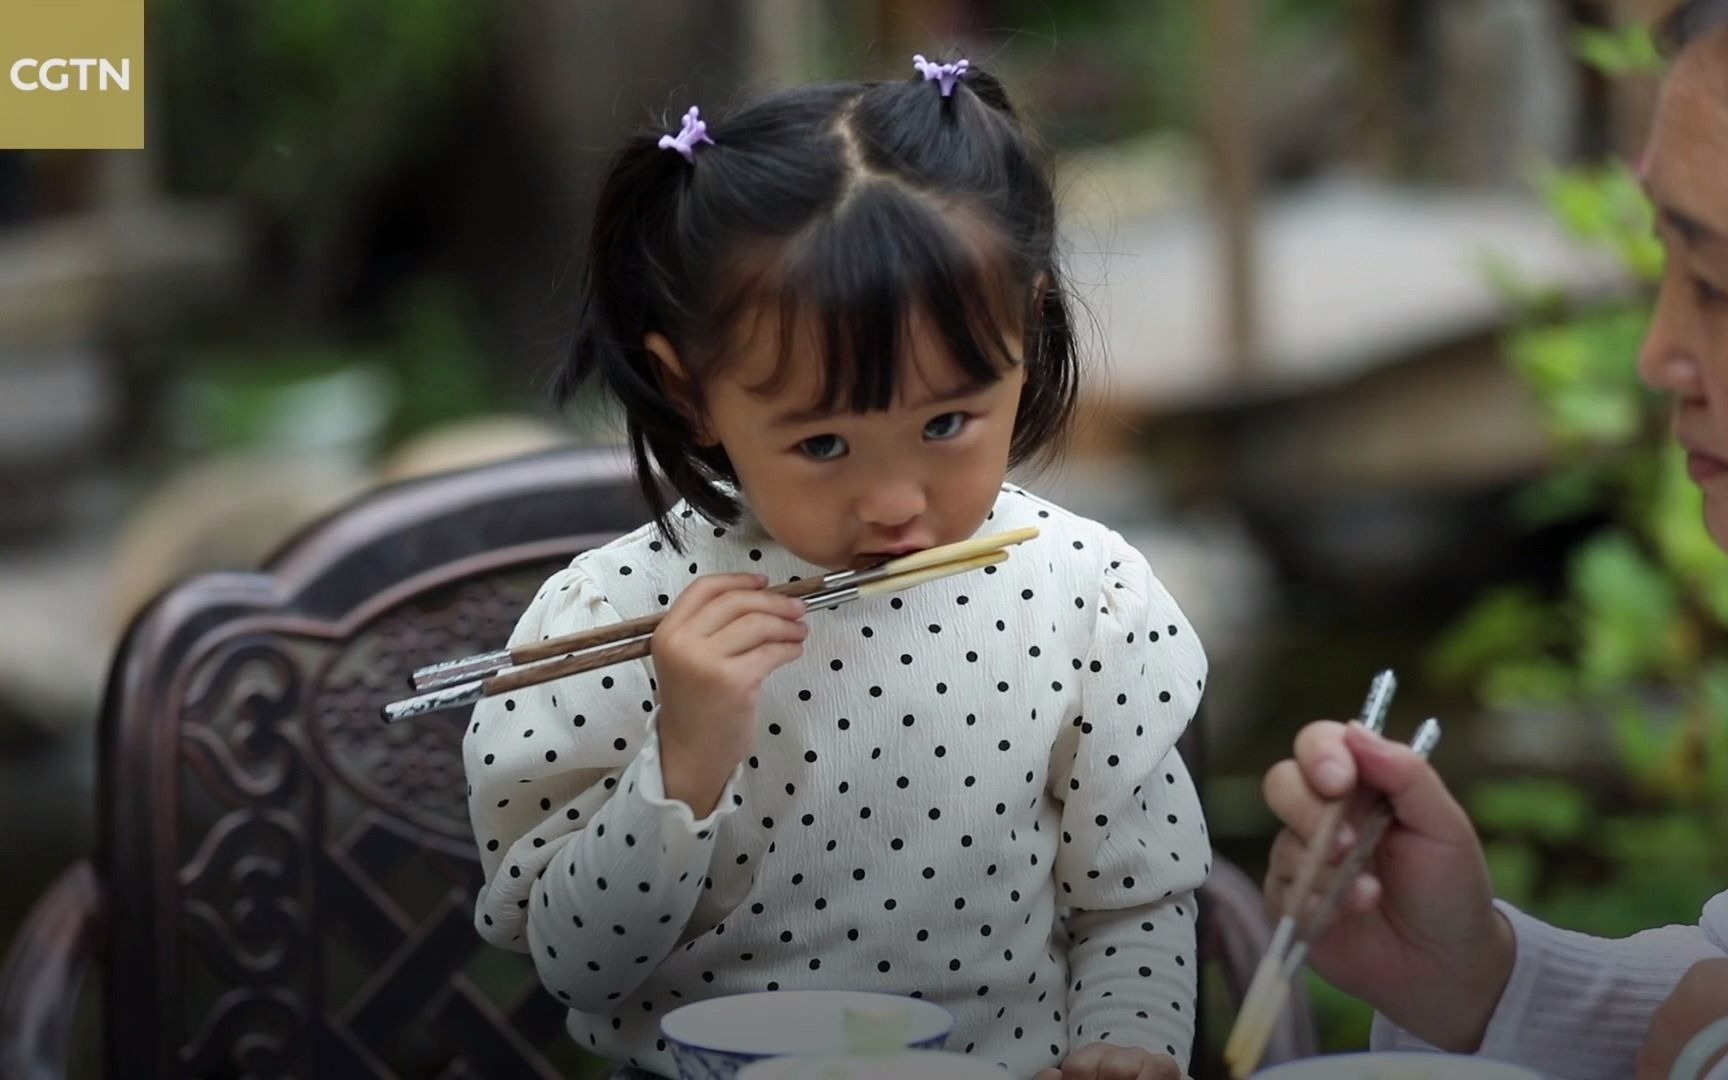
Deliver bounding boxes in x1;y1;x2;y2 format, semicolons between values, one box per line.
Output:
652;573;806;816
1636;958;1728;1080
1032;1042;1185;1080
1261;721;1515;1052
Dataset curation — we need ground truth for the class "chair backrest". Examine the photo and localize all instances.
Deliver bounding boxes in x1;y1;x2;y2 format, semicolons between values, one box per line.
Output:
92;447;1306;1078
98;447;649;1079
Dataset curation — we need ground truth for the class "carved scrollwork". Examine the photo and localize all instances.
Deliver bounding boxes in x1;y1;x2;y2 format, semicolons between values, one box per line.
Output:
310;570;551;836
177;988;303;1078
179;808;307;982
180;639;308;807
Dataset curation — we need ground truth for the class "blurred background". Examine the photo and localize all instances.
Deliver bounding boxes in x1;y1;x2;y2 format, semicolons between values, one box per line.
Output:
1;0;1721;1059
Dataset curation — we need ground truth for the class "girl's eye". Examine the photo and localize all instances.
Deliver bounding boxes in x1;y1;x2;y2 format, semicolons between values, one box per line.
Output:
924;412;968;440
798;434;847;460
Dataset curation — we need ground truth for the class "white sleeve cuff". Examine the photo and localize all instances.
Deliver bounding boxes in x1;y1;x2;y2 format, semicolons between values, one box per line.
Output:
631;712;746;838
1474;900;1546;1060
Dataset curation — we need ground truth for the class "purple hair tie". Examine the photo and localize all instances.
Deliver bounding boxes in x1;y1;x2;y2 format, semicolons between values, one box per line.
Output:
912;54;969;97
659;106;714;163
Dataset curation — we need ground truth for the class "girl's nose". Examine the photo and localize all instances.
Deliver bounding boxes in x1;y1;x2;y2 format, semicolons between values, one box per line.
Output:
856;479;927;529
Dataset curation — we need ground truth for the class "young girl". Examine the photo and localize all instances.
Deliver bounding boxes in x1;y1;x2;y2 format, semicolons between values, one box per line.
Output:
465;55;1210;1080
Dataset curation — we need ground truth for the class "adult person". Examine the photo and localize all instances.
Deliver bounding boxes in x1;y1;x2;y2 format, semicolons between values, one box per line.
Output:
1261;3;1728;1078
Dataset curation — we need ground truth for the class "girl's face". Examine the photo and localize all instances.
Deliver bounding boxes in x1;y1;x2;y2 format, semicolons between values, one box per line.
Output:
681;313;1027;571
1641;36;1728;548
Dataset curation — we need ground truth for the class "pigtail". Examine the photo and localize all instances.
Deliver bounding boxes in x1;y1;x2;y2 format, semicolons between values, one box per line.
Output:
951;65;1015;117
556;125;723;548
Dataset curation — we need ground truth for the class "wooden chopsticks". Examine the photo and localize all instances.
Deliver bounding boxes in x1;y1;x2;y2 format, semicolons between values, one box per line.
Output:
1224;672;1443;1078
380;527;1039;724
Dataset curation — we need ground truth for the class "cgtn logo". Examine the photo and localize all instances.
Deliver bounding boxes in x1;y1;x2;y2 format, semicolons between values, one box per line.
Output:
9;57;131;92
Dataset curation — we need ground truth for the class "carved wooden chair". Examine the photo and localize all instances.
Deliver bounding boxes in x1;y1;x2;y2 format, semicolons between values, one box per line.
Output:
0;446;1314;1080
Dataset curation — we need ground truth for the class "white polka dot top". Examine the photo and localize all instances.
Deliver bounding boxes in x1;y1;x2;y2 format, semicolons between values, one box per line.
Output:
464;484;1211;1078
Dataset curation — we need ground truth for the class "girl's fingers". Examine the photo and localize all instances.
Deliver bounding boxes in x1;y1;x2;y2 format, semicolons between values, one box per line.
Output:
676;585;805;640
659;573;768;629
732;641;806;686
709;611;809;658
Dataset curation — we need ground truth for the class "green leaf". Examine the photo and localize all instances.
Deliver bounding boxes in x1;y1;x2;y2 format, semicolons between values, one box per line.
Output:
1303;972;1374;1054
1571;25;1664;78
1612;695;1685;788
1570;532;1682;689
1602;813;1717;870
1428;588;1562;688
1505;311;1651;449
1510;466;1607;526
1647;444;1728;628
1699;664;1728;794
1480;659;1578;710
1533;163;1664;281
1470;780;1593;844
1481;840;1542;906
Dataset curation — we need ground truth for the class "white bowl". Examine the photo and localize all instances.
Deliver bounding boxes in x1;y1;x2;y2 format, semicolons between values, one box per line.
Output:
737;1051;1011;1079
1254;1053;1542;1079
660;991;954;1080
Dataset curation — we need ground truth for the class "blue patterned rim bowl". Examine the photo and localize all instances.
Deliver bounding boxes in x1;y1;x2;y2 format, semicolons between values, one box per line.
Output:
660;991;954;1080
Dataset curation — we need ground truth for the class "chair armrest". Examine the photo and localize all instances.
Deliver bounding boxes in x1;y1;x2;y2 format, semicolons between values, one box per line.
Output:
1200;854;1319;1065
0;861;107;1080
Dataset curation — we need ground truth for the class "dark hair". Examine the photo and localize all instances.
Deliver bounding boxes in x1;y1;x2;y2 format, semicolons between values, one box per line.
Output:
554;61;1080;546
1658;0;1728;56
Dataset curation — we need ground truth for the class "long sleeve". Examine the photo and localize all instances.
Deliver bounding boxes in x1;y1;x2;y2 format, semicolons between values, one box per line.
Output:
464;562;746;1012
1047;530;1211;1066
1372;896;1728;1079
1065;898;1198;1062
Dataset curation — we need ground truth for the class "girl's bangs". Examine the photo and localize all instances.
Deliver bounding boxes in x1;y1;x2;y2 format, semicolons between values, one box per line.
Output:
736;183;1028;414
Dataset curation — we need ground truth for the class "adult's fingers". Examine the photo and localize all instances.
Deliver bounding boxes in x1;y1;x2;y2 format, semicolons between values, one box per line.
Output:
1343;725;1474;843
1262;759;1341;842
1265;829;1380;918
1292;720;1356;798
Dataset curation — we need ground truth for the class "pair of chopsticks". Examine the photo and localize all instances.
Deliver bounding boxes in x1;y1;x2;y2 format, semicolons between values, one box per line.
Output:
379;526;1040;723
1223;671;1443;1078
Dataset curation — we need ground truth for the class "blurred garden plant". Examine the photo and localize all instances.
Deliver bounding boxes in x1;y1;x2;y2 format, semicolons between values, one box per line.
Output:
1430;24;1728;939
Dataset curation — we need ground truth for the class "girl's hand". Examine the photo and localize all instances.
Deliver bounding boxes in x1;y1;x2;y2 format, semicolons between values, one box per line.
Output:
1033;1043;1185;1080
651;573;807;817
1261;720;1515;1052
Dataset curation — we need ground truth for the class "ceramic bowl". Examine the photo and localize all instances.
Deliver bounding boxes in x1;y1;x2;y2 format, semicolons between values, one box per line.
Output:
735;1050;1011;1079
659;991;953;1080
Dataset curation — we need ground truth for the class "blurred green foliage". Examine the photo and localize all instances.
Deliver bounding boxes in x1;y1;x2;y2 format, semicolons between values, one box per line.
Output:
166;280;498;457
1429;24;1728;945
152;0;491;208
147;0;503;460
990;0;1350;142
